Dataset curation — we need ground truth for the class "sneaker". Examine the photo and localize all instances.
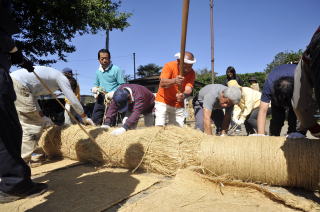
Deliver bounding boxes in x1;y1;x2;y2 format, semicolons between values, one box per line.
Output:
20;183;48;198
0;191;20;203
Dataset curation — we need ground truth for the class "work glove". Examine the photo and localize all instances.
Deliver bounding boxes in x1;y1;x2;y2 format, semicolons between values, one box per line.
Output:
286;132;306;139
91;87;99;94
111;127;126;136
249;134;267;136
82;116;95;126
101;124;111;129
10;50;34;72
42;116;54;128
232;118;244;126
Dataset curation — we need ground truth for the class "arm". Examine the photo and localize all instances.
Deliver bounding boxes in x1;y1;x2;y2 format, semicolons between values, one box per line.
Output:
160;76;184;88
203;108;213;135
257;101;269;134
103;100;119;126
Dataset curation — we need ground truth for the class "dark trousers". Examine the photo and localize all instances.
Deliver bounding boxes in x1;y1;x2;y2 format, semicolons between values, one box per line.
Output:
0;68;33;194
244;107;259;135
92;93;106;125
269;104;297;136
193;99;224;133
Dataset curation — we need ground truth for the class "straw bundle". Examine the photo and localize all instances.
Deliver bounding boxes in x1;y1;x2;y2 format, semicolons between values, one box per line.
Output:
200;136;320;190
39;125;206;176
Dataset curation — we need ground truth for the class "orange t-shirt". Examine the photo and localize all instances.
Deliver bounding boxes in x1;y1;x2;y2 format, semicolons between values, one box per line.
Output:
155;60;195;108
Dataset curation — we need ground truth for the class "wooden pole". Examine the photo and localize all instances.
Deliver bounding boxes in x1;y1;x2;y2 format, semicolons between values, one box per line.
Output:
32;71;96;143
179;0;190;77
210;0;215;83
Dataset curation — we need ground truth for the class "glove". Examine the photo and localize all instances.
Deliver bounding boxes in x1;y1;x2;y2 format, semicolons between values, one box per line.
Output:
233;118;244;126
220;133;227;137
249;134;267;136
101;124;111;129
10;50;34;72
10;49;24;65
122;117;128;125
42;116;54;128
111;127;126;135
286;132;306;139
82;116;95;126
20;59;34;72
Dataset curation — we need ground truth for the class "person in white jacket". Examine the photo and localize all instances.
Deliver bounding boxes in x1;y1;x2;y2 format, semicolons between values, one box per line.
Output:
10;66;94;162
228;80;262;135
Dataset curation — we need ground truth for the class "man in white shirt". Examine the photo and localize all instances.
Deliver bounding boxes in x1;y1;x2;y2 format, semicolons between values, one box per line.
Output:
10;66;94;162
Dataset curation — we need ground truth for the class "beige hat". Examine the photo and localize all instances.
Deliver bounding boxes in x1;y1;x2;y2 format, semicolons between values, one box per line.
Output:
227;80;241;88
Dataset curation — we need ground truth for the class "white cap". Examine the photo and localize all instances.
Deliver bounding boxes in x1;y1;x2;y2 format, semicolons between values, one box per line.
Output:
174;52;196;64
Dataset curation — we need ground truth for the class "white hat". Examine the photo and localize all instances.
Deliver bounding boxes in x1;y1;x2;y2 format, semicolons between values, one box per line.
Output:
174;52;196;64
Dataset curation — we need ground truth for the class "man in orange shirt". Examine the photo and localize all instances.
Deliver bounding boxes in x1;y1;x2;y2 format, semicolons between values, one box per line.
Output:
155;51;196;126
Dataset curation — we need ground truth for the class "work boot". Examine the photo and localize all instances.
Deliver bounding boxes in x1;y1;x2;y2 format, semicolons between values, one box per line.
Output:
0;182;48;204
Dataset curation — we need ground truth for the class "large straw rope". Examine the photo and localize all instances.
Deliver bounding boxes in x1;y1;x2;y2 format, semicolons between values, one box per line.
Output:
39;125;320;190
39;125;206;176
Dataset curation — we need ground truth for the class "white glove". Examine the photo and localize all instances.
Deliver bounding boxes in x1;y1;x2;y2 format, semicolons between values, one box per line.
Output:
101;124;111;129
122;117;128;125
91;87;99;94
220;133;227;137
286;132;306;139
111;127;126;135
42;116;54;128
82;117;95;126
233;118;244;126
249;134;266;136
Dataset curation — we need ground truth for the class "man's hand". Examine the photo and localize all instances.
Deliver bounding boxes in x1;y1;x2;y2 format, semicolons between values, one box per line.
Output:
176;93;184;102
101;124;111;129
82;116;95;126
42;116;54;128
111;127;126;135
174;75;184;85
91;87;99;94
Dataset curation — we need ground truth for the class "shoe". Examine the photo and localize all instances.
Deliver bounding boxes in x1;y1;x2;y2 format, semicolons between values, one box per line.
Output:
20;183;48;198
0;191;20;203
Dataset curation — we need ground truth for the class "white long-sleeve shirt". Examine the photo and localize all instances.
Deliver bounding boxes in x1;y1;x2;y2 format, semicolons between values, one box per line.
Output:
10;66;84;115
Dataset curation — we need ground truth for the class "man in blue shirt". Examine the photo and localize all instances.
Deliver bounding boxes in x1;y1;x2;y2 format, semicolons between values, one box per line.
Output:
91;49;125;125
257;64;300;136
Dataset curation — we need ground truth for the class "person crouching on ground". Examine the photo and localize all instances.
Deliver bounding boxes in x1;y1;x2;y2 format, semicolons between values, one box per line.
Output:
193;84;241;135
228;80;262;135
101;84;155;135
155;51;196;127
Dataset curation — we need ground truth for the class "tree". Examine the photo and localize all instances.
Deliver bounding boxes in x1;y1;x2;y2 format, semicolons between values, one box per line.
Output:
264;50;303;74
136;63;162;78
11;0;131;64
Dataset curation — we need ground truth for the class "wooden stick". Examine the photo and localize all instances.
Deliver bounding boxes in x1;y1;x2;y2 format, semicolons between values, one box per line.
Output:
32;71;95;143
179;0;190;78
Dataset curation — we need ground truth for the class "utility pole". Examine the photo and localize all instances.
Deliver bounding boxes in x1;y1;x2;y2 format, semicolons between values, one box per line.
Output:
210;0;215;83
105;29;109;50
133;52;136;79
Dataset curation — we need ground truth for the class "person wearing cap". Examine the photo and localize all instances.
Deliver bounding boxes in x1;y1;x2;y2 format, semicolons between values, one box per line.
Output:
91;49;125;125
154;51;196;127
227;80;262;135
10;66;95;163
193;84;241;135
101;84;155;135
248;76;260;91
292;26;320;139
62;67;81;125
256;64;303;136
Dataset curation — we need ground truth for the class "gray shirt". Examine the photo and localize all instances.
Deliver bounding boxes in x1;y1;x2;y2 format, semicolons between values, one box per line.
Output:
10;66;84;115
198;84;231;111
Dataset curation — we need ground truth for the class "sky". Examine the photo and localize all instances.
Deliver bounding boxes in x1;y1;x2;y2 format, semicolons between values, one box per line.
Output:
43;0;319;95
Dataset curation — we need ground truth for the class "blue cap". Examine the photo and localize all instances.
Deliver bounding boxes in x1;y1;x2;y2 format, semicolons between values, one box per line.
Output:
113;88;130;113
62;67;73;75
